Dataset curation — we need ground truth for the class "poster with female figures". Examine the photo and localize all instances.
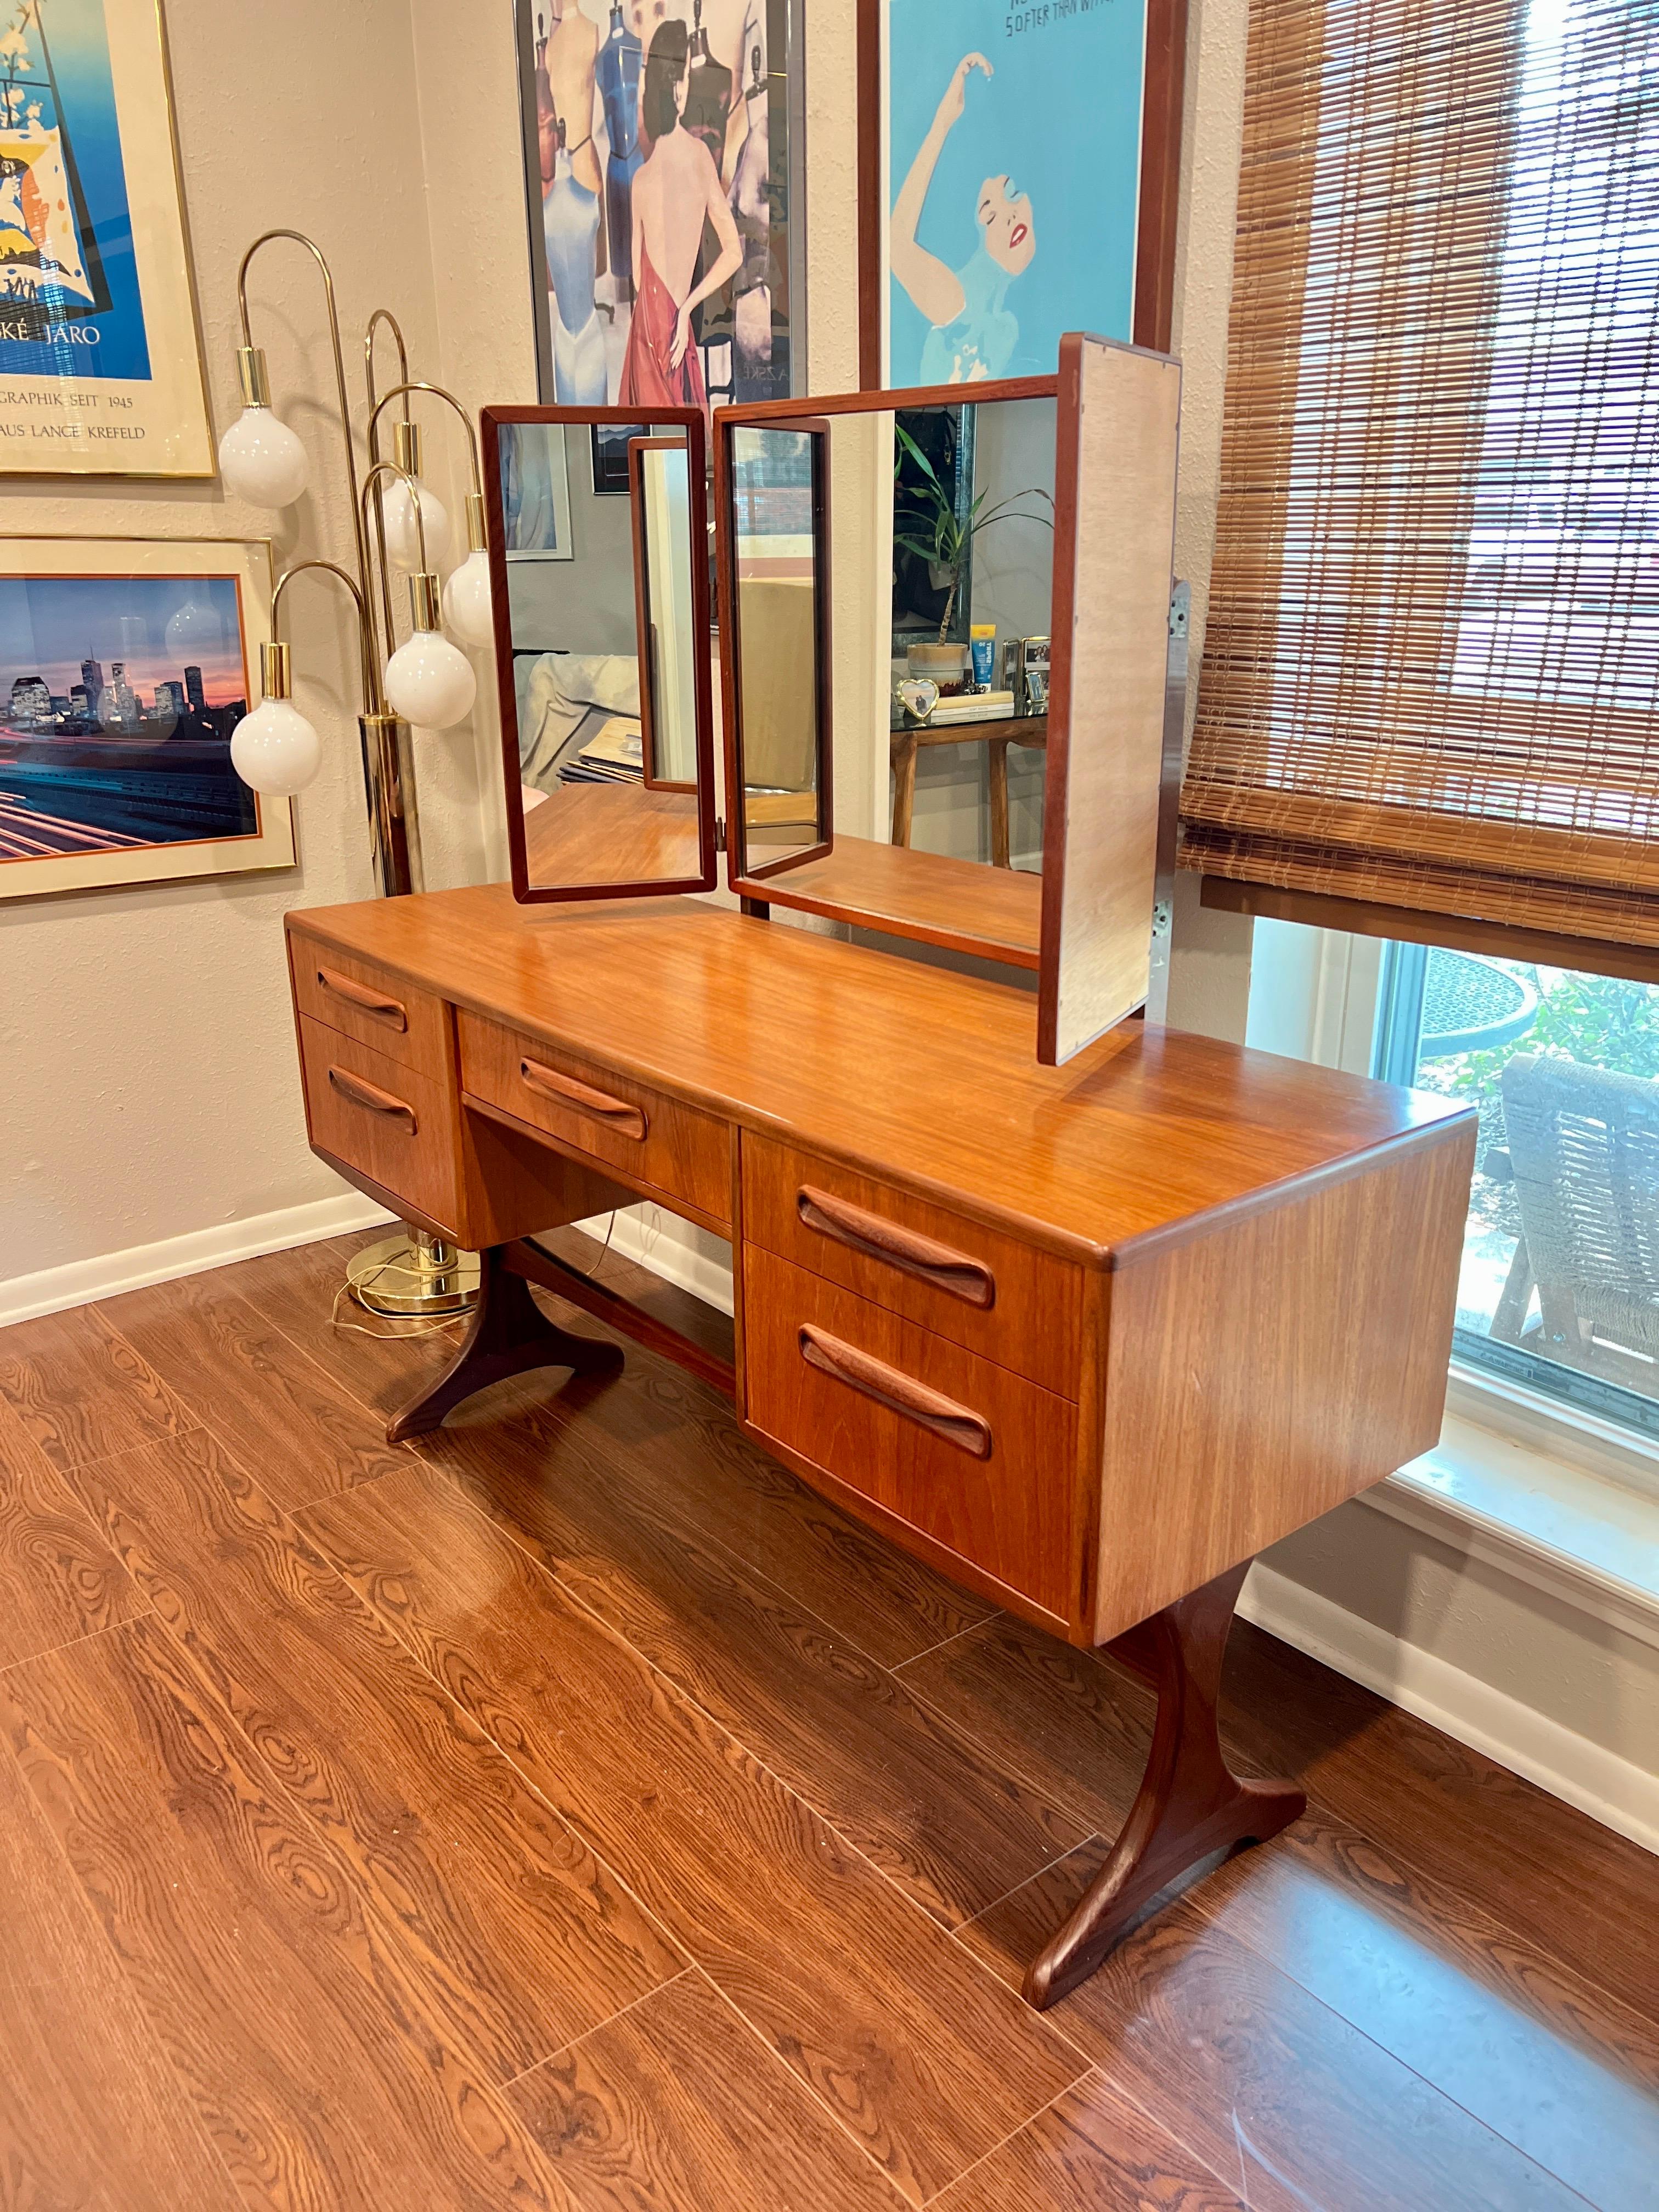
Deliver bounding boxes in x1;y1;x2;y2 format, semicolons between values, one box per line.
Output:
882;0;1149;388
0;0;211;476
517;0;802;422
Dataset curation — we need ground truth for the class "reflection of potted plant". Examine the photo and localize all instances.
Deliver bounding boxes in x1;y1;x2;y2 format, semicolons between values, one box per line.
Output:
893;420;1053;682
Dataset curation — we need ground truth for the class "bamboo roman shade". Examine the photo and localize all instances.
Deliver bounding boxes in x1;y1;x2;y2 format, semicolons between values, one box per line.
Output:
1183;0;1659;951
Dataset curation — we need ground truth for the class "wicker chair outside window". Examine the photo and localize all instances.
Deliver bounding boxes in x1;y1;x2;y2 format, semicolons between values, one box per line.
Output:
1488;1053;1659;1383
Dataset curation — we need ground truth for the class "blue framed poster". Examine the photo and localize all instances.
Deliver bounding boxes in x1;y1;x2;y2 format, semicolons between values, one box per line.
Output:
860;0;1184;390
0;1;211;476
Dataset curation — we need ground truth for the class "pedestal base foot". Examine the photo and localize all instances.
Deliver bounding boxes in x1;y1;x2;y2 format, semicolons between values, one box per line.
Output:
386;1243;624;1442
1024;1559;1305;2010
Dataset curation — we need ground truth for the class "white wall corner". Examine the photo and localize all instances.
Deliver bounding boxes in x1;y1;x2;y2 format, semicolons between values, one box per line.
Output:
1242;1553;1659;1856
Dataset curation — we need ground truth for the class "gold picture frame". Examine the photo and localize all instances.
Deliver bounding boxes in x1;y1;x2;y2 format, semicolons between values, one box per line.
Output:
0;0;212;477
0;534;293;900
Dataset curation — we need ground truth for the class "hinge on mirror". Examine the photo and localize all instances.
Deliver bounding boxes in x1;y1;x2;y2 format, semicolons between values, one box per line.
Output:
1166;579;1191;687
715;815;727;854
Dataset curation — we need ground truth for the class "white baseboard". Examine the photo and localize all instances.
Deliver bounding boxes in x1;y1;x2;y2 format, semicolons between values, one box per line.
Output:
577;1203;735;1316
1240;1558;1659;1856
0;1191;394;1328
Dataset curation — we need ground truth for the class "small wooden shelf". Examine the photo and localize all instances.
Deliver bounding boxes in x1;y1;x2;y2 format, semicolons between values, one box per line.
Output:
766;833;1041;968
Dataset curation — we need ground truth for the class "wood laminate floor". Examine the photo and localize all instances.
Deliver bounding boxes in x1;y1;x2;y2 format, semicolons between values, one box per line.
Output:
1;1228;1655;2211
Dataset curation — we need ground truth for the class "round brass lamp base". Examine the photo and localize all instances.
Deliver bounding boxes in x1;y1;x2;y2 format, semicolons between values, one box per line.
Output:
346;1231;480;1318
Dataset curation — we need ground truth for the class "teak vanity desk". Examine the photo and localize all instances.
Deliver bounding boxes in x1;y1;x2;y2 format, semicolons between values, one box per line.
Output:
285;883;1475;2007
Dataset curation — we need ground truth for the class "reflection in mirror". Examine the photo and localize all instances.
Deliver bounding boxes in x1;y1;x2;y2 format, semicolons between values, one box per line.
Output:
730;424;828;873
723;390;1056;964
490;411;713;898
887;396;1054;884
632;437;699;788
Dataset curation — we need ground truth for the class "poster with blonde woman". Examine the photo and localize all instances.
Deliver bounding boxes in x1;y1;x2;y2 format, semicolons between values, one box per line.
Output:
883;0;1149;388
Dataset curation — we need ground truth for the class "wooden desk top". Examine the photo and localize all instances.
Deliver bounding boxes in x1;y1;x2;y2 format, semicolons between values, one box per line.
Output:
287;883;1470;1268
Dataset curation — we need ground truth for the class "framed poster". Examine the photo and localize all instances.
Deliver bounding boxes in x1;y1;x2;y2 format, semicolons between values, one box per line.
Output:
591;418;642;493
0;536;291;900
501;419;574;558
857;0;1187;390
515;0;806;419
0;1;212;476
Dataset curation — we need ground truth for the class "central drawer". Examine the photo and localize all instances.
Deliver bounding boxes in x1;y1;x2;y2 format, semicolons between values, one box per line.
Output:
742;1244;1080;1621
742;1134;1081;1398
458;1008;731;1230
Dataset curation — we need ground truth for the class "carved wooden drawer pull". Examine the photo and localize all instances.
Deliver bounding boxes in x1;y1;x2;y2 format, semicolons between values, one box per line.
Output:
796;1187;996;1310
798;1325;993;1460
327;1065;418;1131
316;966;408;1031
520;1057;648;1141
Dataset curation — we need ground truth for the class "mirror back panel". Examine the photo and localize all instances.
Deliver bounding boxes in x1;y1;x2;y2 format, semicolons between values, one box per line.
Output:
1040;337;1183;1064
483;404;718;903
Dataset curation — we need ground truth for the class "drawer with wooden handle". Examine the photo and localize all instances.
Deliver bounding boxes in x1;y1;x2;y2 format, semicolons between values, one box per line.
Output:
456;1008;731;1230
290;932;451;1076
742;1244;1079;1622
298;1015;461;1234
741;1134;1081;1398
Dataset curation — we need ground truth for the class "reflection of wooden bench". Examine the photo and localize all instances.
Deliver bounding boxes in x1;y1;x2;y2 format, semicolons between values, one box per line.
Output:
890;714;1048;868
1488;1052;1659;1386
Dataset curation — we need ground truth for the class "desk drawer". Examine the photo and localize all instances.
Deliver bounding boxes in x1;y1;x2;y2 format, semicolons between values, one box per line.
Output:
457;1010;730;1229
743;1245;1078;1620
298;1015;460;1233
291;933;450;1076
742;1135;1080;1398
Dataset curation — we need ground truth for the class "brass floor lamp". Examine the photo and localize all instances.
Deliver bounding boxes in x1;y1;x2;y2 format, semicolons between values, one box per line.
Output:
220;232;492;1318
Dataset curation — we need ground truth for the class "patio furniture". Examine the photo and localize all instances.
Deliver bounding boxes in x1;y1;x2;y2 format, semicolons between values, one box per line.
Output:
1418;949;1539;1059
1487;1053;1659;1378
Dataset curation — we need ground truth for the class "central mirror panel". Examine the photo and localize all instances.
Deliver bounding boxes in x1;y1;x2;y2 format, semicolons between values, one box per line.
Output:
717;382;1058;967
483;404;718;903
728;422;831;874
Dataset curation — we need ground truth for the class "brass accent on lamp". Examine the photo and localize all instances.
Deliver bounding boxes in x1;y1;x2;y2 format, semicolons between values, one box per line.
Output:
218;230;485;1318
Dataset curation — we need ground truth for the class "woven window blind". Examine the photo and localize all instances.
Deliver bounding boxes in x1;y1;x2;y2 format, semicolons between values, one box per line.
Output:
1183;0;1659;952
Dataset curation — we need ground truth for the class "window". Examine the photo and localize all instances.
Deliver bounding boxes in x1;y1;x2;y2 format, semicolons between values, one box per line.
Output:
1184;0;1659;958
1375;944;1659;1439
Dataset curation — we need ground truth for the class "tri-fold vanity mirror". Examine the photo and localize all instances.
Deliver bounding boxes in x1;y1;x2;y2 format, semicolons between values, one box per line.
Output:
482;337;1181;1065
482;405;719;900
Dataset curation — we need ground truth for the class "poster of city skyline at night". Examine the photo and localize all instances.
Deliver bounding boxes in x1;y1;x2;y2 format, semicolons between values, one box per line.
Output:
0;539;292;901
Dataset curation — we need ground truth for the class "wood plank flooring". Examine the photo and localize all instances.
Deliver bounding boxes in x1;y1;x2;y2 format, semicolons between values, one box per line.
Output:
0;1228;1654;2210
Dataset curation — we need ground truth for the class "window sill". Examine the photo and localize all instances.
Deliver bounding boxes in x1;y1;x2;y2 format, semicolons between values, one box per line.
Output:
1364;1362;1659;1654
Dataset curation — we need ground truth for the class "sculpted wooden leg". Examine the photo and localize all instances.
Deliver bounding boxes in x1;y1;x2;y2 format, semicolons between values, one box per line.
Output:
1024;1559;1305;2010
386;1243;624;1442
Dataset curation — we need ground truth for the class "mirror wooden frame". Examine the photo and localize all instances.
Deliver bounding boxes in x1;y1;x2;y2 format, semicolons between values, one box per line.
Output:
715;373;1058;967
481;403;720;904
712;412;836;884
713;346;1182;1065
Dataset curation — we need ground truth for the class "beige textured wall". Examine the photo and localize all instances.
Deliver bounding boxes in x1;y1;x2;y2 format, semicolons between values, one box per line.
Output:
1;0;526;1301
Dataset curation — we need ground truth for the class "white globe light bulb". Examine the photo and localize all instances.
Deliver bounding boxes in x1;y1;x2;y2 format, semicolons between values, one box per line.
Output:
218;405;309;507
230;699;321;795
442;549;495;648
385;628;476;729
382;478;452;572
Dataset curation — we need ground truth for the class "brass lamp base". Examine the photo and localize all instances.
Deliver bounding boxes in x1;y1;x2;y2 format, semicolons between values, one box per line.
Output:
347;1230;479;1317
